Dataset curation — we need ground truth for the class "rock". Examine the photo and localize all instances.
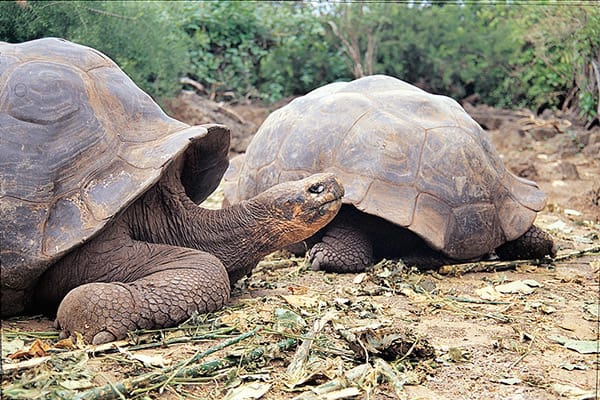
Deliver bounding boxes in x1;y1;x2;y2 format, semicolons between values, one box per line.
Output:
557;161;580;180
508;160;539;180
530;126;558;141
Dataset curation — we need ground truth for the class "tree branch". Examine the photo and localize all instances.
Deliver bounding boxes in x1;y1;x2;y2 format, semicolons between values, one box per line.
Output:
328;20;364;78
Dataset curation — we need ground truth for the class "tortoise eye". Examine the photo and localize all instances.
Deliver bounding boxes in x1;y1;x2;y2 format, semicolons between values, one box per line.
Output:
309;184;325;194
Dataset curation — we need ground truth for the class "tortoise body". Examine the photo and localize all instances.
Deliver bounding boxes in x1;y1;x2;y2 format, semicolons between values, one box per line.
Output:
224;75;553;268
1;38;230;316
1;38;343;343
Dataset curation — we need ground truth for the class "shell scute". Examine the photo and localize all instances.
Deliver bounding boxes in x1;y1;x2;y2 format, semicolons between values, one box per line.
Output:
416;126;500;207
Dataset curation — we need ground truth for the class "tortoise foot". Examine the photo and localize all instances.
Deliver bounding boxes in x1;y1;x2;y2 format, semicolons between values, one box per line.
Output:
56;283;143;344
495;224;556;260
308;224;372;273
56;264;230;344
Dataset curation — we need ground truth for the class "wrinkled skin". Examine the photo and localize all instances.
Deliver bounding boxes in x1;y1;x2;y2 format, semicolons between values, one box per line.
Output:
34;162;343;344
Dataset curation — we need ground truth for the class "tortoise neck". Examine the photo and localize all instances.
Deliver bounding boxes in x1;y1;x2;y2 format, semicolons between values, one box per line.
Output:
126;171;283;284
184;200;280;282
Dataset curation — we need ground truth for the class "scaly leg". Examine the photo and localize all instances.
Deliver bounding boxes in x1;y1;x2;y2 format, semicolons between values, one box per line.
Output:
495;225;556;260
36;239;230;344
308;219;373;273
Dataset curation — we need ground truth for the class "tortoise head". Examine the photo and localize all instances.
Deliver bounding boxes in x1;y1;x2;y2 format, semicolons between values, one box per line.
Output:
251;173;344;245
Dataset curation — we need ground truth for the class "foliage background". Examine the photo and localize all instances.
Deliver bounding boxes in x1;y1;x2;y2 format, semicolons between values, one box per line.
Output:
1;1;598;124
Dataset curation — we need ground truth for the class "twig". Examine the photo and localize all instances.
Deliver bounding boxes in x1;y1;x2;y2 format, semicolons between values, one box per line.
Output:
327;20;364;78
438;259;545;275
73;328;258;400
84;7;135;20
373;358;408;400
2;329;59;340
292;364;369;400
590;58;600;118
128;328;236;351
553;246;600;262
438;246;600;276
213;102;246;124
72;333;297;400
0;355;52;373
156;330;238;392
1;339;130;374
444;296;512;305
180;77;206;93
286;311;336;387
1;328;237;374
433;295;513;323
395;335;421;363
509;335;536;369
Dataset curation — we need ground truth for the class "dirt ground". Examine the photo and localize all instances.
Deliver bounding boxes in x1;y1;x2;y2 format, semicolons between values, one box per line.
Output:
1;93;599;400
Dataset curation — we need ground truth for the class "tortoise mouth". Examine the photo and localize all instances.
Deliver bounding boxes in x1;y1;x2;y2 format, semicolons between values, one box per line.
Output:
307;195;343;224
288;195;342;239
270;172;344;224
314;196;343;213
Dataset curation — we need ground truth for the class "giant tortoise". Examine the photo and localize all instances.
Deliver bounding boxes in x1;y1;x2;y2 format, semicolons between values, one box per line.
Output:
223;75;555;272
0;38;343;344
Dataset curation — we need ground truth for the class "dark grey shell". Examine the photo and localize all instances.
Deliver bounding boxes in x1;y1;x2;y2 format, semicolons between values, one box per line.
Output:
224;75;546;260
0;38;229;316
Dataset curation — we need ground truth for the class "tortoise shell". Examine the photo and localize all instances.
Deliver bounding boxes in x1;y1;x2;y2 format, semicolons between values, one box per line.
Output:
0;38;229;316
223;75;546;260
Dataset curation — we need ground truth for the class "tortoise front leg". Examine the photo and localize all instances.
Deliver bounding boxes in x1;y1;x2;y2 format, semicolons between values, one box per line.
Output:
37;241;230;345
308;219;373;273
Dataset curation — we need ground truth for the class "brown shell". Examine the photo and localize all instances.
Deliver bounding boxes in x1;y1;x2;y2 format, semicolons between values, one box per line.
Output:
0;38;229;314
224;75;546;259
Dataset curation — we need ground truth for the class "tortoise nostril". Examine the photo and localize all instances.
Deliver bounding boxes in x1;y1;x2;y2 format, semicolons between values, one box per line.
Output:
309;183;325;194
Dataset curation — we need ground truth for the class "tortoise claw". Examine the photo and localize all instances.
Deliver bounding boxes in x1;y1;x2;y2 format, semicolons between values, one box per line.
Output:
92;331;118;345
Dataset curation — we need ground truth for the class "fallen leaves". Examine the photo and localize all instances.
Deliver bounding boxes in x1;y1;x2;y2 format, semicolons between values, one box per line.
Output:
116;346;173;367
550;336;600;354
281;294;322;309
551;383;598;400
494;279;542;295
9;339;49;361
339;327;435;362
224;382;272;400
2;223;598;399
474;279;543;301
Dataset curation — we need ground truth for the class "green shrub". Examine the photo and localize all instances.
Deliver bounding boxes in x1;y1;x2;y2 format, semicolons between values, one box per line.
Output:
181;1;269;100
1;1;188;100
256;3;350;101
1;1;597;123
511;5;599;121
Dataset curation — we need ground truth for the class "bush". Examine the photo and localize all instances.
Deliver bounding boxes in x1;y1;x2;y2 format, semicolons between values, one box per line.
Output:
1;1;597;123
180;2;269;100
324;2;598;123
511;5;599;122
179;2;348;102
0;1;188;99
326;3;522;101
256;3;350;101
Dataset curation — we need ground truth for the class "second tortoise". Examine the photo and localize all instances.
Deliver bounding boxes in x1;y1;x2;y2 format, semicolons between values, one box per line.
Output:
223;75;556;272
